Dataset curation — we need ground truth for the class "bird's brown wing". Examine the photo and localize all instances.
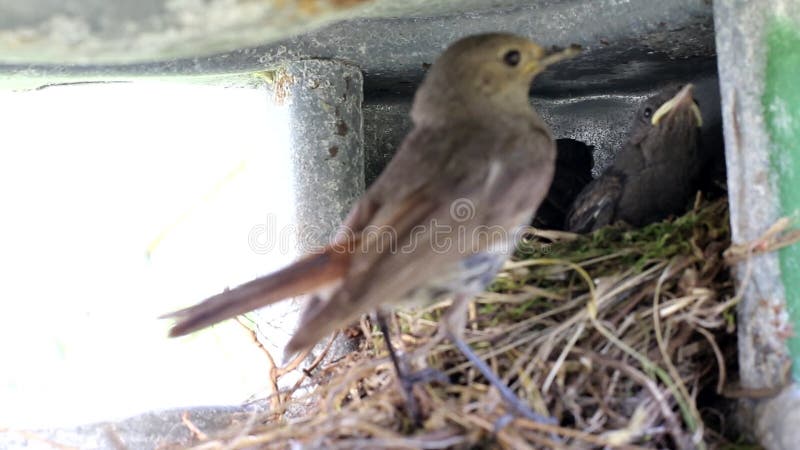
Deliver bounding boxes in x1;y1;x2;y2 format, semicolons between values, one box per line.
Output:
565;171;625;233
285;123;555;352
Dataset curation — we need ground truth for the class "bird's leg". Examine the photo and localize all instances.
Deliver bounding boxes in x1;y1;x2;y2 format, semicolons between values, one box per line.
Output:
375;310;445;424
375;310;448;383
445;295;555;426
447;330;555;424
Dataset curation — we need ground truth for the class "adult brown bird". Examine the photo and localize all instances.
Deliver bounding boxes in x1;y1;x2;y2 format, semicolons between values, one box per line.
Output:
565;84;703;233
163;33;578;423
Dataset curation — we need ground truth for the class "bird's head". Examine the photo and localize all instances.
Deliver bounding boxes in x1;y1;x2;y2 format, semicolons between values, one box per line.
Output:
647;84;703;129
412;33;579;125
630;84;703;160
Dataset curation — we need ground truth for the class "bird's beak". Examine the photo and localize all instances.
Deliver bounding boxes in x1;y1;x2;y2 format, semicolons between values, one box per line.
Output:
651;83;704;127
524;44;581;76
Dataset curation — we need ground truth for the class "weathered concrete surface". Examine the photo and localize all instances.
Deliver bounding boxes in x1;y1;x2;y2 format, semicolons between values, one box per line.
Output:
755;386;800;450
260;58;364;373
0;0;712;66
281;59;364;250
0;0;375;64
715;0;800;448
0;406;251;449
715;0;794;391
364;74;722;185
1;0;715;101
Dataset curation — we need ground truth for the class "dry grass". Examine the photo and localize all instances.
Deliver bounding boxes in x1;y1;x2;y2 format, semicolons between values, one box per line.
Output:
171;198;760;450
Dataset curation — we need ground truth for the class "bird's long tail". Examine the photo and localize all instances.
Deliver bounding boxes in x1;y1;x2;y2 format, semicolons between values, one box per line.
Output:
162;249;349;337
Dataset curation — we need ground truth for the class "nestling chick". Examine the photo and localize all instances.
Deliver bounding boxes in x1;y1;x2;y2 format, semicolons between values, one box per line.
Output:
566;84;703;233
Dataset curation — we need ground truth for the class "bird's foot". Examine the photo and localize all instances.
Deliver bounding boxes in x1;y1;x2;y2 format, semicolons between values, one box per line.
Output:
447;330;556;426
392;365;449;426
375;312;448;425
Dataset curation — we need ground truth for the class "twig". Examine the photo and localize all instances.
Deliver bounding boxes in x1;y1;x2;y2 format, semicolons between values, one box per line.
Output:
235;317;281;412
289;331;340;394
693;326;727;394
514;417;652;449
181;412;209;441
0;429;79;450
724;217;800;263
579;350;689;449
652;260;706;449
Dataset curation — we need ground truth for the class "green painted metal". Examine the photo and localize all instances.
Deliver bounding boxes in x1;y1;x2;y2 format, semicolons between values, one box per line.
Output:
764;17;800;381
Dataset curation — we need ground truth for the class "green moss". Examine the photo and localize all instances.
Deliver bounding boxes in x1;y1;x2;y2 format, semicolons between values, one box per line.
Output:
480;199;731;330
515;200;728;279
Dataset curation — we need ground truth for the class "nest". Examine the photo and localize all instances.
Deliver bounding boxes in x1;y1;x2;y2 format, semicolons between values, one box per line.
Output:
179;198;748;449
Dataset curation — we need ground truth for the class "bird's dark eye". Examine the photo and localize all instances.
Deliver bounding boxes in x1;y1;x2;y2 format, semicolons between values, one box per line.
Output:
643;107;653;119
503;49;521;67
